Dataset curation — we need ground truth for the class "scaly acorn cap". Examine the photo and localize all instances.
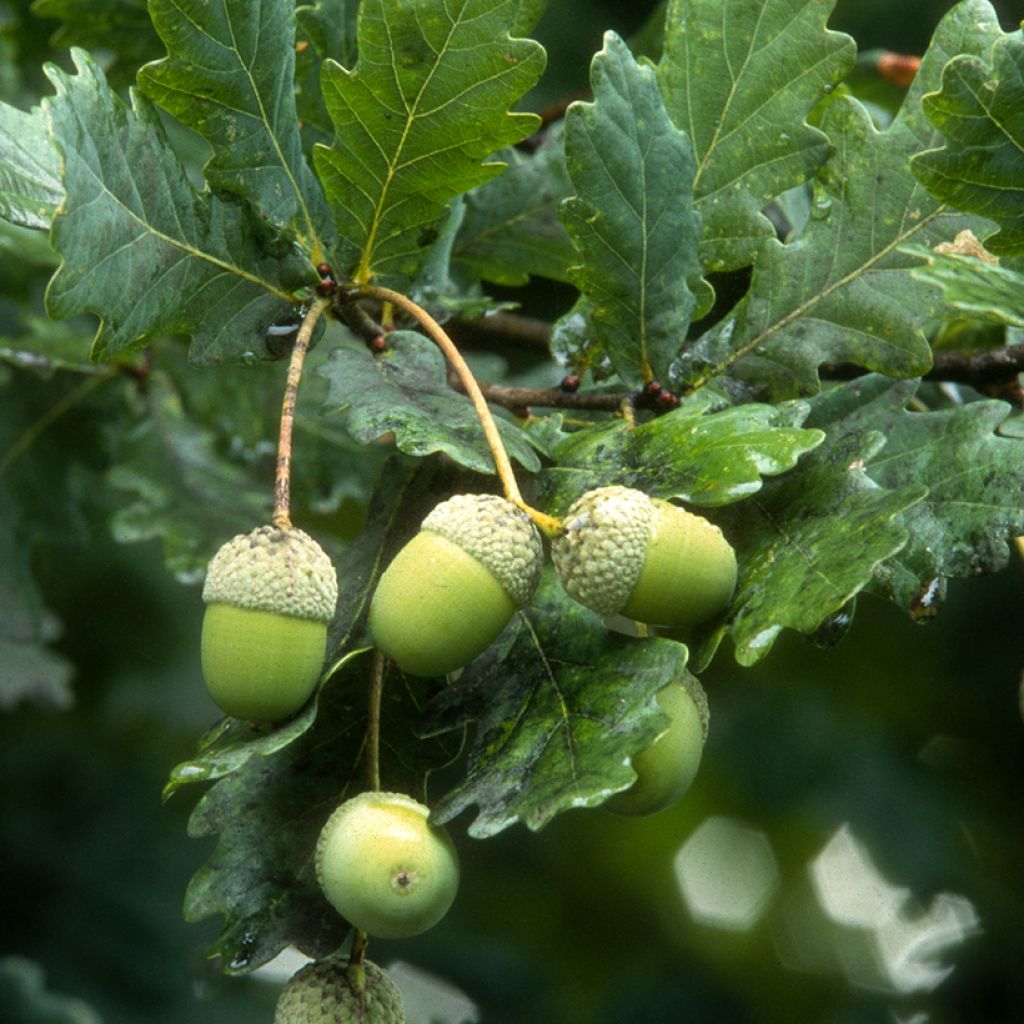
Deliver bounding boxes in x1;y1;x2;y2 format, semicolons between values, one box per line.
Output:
274;957;405;1024
202;525;338;621
368;494;543;677
551;485;736;628
200;526;339;721
551;486;654;616
420;493;543;607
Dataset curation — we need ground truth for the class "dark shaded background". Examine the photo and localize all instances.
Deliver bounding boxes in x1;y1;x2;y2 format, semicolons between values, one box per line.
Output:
2;1;1022;1022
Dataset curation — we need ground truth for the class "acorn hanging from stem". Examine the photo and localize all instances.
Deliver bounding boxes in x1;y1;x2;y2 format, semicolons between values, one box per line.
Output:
201;525;338;721
552;485;737;630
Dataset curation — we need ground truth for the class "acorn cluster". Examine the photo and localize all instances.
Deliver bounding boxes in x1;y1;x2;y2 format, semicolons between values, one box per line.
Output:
199;477;737;990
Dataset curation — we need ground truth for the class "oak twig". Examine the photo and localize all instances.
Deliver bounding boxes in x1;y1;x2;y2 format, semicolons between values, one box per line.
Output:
272;297;331;529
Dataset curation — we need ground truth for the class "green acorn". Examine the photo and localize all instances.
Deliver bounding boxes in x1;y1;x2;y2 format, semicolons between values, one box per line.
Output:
201;525;338;721
551;486;737;629
606;674;709;816
369;493;543;677
316;791;460;940
274;957;405;1024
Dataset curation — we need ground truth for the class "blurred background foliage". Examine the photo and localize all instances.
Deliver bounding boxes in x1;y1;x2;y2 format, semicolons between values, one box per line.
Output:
1;0;1023;1022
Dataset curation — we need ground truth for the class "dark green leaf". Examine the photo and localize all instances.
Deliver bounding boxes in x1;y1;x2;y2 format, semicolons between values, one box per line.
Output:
805;375;1024;612
0;102;62;229
693;425;925;668
0;507;73;712
31;0;162;84
539;397;823;512
164;458;444;799
904;242;1024;326
138;0;335;260
561;32;704;387
183;647;461;972
314;0;545;283
295;0;361;148
656;0;856;271
676;0;1004;399
454;127;574;286
1;315;97;374
319;331;541;473
43;50;313;364
912;28;1024;256
106;371;270;582
421;569;689;837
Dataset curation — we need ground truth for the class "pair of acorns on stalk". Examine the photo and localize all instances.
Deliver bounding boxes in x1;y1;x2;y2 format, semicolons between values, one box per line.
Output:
200;486;735;961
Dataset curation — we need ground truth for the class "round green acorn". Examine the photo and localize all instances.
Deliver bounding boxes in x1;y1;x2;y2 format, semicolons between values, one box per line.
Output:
201;525;338;721
606;674;709;816
551;486;737;629
274;957;405;1024
369;493;543;677
316;791;460;940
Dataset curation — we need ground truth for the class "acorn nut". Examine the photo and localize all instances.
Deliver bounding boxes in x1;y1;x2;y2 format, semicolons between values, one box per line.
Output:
551;485;737;629
369;493;543;676
605;674;709;816
316;791;460;940
274;956;405;1024
201;525;338;721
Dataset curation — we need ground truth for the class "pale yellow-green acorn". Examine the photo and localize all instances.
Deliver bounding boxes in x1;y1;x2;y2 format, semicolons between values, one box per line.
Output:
606;674;709;816
201;525;338;721
552;486;737;629
316;791;460;939
274;957;405;1024
369;493;543;677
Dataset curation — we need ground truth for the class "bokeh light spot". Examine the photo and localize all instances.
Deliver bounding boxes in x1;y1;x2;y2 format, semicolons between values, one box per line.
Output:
674;816;780;930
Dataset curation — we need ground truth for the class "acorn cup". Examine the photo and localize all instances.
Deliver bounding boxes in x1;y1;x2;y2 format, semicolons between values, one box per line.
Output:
274;956;405;1024
200;525;338;721
368;493;544;677
551;486;737;629
605;673;709;817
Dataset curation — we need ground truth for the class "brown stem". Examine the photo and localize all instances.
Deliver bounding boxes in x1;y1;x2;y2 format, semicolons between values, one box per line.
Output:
366;648;384;792
447;312;553;351
272;297;330;529
448;375;628;415
349;285;562;535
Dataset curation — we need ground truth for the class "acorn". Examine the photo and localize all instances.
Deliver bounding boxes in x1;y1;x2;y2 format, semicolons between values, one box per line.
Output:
316;791;460;940
274;957;405;1024
605;674;709;816
201;525;338;721
369;494;543;677
551;486;736;629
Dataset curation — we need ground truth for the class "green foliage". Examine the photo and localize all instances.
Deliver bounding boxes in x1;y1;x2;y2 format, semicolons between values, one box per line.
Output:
421;570;689;837
912;27;1024;255
2;0;1024;1016
539;395;824;510
314;0;546;283
138;0;336;260
0;104;61;229
453;128;573;286
560;32;704;386
677;0;1004;398
906;243;1024;325
43;51;313;363
656;0;857;272
319;331;541;473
